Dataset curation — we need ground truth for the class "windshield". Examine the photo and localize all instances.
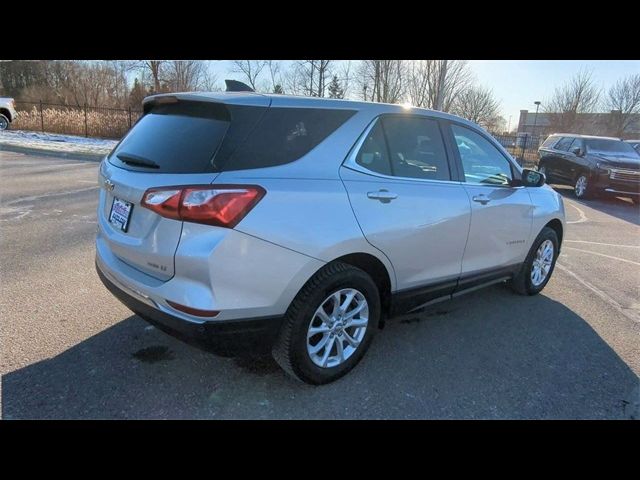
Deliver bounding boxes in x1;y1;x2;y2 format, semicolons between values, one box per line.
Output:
586;139;638;156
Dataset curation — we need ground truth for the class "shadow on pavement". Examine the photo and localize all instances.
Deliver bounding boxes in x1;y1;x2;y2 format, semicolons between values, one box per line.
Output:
552;184;640;226
3;284;638;419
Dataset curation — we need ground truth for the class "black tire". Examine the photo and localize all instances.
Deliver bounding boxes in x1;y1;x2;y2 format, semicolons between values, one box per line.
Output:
537;162;550;182
272;262;380;385
509;227;559;296
0;114;9;131
573;173;594;200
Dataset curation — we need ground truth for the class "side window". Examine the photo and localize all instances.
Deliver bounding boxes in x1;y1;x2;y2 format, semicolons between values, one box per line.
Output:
355;121;391;175
381;116;451;181
554;137;575;152
452;124;513;186
571;138;584;153
227;107;356;171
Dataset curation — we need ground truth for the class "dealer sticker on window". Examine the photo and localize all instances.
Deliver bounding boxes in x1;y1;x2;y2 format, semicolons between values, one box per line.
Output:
109;197;133;232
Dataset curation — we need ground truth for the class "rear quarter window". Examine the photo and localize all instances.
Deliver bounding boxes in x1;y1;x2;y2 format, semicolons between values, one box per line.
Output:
222;107;356;171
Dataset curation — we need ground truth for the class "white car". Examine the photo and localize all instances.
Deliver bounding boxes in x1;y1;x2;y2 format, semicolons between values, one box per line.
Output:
0;97;18;130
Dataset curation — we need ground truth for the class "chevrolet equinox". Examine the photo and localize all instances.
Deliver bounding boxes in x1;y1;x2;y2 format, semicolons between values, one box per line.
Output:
96;87;566;384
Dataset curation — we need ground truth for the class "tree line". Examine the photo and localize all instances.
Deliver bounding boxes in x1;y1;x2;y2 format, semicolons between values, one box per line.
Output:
543;69;640;138
0;60;503;130
1;61;638;136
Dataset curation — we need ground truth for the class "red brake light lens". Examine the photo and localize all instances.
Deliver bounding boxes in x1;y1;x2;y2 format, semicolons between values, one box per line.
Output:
166;300;219;318
141;185;265;228
140;189;182;220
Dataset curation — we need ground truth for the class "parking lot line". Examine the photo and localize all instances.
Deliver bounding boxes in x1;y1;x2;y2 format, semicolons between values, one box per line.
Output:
564;240;640;248
556;263;640;324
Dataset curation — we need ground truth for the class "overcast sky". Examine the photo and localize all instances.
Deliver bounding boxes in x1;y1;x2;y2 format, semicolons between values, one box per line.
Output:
211;60;640;129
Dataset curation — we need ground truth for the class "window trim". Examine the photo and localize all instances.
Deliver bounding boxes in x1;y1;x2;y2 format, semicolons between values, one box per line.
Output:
342;114;462;185
444;120;523;189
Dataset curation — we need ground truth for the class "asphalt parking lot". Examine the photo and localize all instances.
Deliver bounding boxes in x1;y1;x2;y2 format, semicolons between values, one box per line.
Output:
1;150;639;419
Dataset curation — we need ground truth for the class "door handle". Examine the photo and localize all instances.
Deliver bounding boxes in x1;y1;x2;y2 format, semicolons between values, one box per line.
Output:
367;190;398;203
472;194;491;205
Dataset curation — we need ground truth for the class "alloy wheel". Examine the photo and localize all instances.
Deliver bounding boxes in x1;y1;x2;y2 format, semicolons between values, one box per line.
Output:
531;239;554;287
306;288;369;368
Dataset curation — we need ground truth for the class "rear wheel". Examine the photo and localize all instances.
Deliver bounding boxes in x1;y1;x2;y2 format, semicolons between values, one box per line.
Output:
272;262;380;384
509;227;559;296
0;114;9;131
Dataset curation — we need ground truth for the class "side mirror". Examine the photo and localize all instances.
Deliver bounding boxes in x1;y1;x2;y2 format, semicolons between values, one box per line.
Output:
521;168;545;187
571;146;584;157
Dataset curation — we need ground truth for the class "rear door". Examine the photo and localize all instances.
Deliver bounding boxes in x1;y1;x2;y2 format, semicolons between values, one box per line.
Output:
446;123;533;279
98;97;268;280
550;136;576;182
341;114;471;300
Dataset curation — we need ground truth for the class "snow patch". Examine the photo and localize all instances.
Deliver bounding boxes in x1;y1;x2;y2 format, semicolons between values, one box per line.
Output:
0;130;118;156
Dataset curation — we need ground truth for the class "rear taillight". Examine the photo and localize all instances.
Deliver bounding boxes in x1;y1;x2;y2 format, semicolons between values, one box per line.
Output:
141;185;265;228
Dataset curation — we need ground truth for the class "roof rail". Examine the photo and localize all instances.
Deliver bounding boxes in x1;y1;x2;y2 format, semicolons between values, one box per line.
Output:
225;79;254;92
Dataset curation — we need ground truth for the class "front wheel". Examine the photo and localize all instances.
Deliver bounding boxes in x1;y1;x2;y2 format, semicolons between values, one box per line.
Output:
272;262;380;384
537;163;549;181
0;114;9;131
509;227;559;296
574;174;594;199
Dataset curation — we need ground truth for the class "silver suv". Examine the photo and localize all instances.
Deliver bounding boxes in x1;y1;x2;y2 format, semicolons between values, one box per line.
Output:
96;90;566;384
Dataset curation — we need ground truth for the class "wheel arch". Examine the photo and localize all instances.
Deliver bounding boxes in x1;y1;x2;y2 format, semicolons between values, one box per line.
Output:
0;108;12;122
333;253;392;321
544;218;563;250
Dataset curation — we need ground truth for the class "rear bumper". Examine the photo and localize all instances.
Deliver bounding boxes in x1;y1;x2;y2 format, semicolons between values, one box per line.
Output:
96;259;284;354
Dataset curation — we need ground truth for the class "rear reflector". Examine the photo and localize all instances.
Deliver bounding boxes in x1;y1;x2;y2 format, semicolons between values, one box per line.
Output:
141;184;265;228
166;300;220;318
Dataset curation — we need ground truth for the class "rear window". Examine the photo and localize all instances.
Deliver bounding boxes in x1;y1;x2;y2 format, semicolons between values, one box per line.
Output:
222;107;356;171
109;102;232;174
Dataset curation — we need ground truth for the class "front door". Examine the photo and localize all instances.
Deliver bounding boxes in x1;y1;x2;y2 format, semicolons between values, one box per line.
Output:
447;123;533;280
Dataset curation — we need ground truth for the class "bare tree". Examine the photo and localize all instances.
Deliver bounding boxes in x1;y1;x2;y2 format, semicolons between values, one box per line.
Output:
265;60;284;93
405;60;472;111
285;60;333;97
357;60;404;104
143;60;165;93
164;61;210;91
451;85;500;128
336;61;353;99
545;70;601;133
230;60;267;91
606;73;640;137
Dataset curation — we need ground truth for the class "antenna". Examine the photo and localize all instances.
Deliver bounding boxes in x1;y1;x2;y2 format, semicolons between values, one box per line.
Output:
225;79;254;92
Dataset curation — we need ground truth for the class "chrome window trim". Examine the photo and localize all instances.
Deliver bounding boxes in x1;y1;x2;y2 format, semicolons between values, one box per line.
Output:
342;116;463;186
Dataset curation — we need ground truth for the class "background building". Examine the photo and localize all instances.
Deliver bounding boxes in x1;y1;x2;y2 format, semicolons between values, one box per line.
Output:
518;109;640;139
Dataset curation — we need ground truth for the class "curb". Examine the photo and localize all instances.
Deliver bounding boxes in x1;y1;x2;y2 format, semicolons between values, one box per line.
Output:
0;144;107;162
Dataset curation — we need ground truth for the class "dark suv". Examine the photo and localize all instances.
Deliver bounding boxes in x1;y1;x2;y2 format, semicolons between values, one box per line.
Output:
538;134;640;203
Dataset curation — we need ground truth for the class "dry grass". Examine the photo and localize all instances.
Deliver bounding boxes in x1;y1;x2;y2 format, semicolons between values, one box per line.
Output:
13;106;142;139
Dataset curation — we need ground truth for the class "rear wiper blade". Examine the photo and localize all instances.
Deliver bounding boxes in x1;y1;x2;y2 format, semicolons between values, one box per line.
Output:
116;152;160;169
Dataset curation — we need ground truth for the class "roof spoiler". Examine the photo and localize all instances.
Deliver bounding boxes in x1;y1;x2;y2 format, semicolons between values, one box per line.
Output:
225;79;254;92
